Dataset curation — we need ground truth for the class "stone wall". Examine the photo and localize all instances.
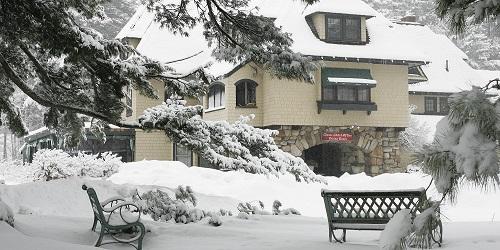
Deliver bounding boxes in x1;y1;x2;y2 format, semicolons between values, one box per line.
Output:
273;126;404;176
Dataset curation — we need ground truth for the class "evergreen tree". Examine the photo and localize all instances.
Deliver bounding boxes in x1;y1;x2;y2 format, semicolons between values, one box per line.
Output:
0;0;323;182
414;0;500;200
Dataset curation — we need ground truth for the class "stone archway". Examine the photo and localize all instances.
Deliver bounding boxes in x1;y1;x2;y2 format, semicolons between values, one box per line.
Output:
273;126;403;176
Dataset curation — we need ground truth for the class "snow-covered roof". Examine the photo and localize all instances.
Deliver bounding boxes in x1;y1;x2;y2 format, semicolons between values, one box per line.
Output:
116;0;427;77
24;122;122;141
301;0;378;17
399;23;492;93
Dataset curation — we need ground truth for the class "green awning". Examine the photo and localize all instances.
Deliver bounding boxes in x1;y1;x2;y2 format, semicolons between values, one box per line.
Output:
321;68;377;86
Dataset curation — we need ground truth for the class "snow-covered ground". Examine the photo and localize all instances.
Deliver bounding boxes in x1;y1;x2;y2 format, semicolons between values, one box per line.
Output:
1;160;500;249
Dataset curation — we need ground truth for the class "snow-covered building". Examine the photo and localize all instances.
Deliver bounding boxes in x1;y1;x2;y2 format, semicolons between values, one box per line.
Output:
396;21;500;115
116;0;431;177
21;123;134;163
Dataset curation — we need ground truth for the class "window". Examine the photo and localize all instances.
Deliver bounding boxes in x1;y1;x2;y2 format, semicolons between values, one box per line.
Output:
174;143;192;166
125;85;133;117
208;83;225;109
439;97;449;114
326;15;362;43
424;97;437;113
235;80;257;107
322;85;372;103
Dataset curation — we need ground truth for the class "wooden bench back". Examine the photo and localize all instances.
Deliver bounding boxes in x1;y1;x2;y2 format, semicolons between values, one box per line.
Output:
82;184;108;226
321;189;427;225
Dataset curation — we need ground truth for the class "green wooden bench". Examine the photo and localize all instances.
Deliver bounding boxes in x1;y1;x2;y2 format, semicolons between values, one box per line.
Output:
82;184;146;250
321;188;442;247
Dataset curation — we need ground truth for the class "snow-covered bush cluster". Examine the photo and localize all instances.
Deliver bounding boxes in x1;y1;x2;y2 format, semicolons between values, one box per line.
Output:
139;98;326;184
134;186;228;225
32;149;122;181
399;105;430;152
272;200;301;215
0;197;14;227
237;200;301;216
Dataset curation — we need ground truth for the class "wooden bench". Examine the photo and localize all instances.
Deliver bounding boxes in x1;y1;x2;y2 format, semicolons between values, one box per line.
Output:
82;184;146;250
321;188;442;247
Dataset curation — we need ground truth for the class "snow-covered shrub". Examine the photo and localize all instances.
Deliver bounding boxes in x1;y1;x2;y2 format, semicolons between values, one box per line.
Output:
32;149;121;181
379;209;413;250
208;215;222;227
32;149;76;181
175;185;197;206
399;105;430;152
237;200;267;214
76;152;122;178
272;200;301;215
237;212;250;220
0;198;14;227
135;186;229;224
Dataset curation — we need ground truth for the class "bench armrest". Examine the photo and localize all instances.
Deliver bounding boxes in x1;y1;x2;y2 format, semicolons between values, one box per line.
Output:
104;201;142;224
100;196;126;208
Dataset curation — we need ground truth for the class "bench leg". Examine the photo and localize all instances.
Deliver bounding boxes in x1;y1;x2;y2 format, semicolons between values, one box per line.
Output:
331;229;346;243
91;216;98;232
95;228;106;247
328;225;333;242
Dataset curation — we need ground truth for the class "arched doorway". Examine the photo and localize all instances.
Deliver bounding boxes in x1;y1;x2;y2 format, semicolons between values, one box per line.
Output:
304;143;365;177
304;143;342;176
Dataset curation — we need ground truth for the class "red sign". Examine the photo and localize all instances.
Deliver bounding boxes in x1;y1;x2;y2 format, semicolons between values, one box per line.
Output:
321;133;353;142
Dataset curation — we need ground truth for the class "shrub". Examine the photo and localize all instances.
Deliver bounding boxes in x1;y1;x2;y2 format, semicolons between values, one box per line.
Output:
0;198;14;227
272;200;301;215
134;186;229;224
32;149;121;181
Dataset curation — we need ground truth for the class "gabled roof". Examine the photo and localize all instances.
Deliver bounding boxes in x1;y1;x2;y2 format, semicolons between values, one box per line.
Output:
301;0;378;17
116;0;427;78
399;23;499;93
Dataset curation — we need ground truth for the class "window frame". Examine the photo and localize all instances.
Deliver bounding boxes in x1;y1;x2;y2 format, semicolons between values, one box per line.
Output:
235;79;258;108
424;96;438;114
325;14;363;44
173;143;193;167
207;83;225;110
439;97;449;114
321;85;372;104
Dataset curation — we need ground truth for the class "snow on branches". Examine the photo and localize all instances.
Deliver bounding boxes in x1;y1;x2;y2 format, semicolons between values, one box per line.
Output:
416;87;500;199
139;98;326;183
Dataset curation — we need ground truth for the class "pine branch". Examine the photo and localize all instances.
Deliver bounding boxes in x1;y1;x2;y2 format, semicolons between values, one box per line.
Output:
0;52;140;130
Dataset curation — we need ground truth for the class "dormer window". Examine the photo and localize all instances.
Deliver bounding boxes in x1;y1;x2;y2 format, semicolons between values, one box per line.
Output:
326;15;362;44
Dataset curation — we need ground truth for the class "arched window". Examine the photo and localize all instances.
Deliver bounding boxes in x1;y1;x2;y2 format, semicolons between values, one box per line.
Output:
235;79;257;107
208;83;225;109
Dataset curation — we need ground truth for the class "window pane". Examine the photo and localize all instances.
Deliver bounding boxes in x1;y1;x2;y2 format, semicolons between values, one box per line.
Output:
439;97;449;113
323;85;335;101
175;144;192;166
208;88;215;108
214;88;221;107
220;87;225;106
247;82;256;105
327;17;342;40
425;97;436;112
337;86;355;101
358;88;369;102
345;18;361;41
236;82;246;106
